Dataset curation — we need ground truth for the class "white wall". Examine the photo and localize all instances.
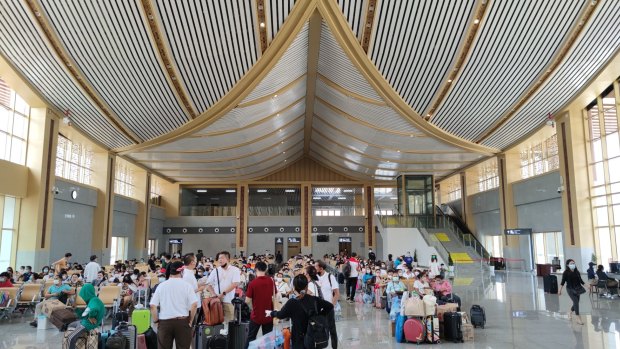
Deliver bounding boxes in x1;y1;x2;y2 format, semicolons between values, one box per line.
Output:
380;228;444;266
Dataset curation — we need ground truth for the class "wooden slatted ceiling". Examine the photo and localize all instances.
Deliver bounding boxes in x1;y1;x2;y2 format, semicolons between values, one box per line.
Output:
155;0;259;114
0;0;133;148
256;156;357;182
40;0;189;141
369;0;475;114
482;0;620;149
267;0;296;42
337;0;367;40
432;0;585;141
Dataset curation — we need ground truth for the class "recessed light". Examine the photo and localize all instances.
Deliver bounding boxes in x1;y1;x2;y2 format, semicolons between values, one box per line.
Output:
257;189;267;193
343;189;353;193
313;196;321;200
260;22;265;28
337;197;346;200
474;19;480;24
447;79;452;83
273;94;278;98
283;151;286;154
285;189;295;193
196;189;207;193
226;189;236;193
397;150;401;153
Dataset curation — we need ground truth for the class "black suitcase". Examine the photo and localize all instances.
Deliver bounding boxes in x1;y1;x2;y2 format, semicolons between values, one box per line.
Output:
228;298;249;349
207;334;227;349
195;324;225;349
116;322;137;349
543;275;558;294
470;305;486;328
112;310;129;330
443;312;463;343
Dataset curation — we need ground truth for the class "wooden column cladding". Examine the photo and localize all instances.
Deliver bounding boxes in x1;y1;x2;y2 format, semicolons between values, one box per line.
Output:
303;186;309;247
40;119;55;248
366;185;373;247
561;122;575;245
239;185;246;249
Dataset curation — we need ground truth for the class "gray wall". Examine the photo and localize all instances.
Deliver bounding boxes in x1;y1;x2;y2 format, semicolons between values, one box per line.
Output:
469;189;501;236
163;233;237;259
513;171;563;233
49;179;98;265
311;232;365;258
112;195;139;260
149;206;166;255
165;216;236;228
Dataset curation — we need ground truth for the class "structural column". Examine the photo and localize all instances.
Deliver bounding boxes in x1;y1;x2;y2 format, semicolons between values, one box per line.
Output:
301;183;312;255
236;183;249;256
17;107;58;268
364;184;375;250
497;152;520;267
91;153;116;263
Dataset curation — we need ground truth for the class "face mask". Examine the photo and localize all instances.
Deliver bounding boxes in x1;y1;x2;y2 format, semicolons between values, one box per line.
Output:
569;264;576;270
53;279;60;285
414;272;419;277
159;277;166;283
392;277;399;282
0;277;5;282
43;269;49;273
131;275;137;280
48;272;54;276
276;277;282;282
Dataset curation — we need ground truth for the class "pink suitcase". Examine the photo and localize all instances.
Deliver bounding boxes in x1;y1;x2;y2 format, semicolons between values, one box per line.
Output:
403;318;425;344
137;334;147;349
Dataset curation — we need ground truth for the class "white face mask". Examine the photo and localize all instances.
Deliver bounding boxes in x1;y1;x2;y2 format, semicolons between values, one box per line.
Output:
0;277;5;282
53;279;60;285
276;277;282;282
158;277;166;283
392;277;399;282
131;275;137;280
568;264;576;270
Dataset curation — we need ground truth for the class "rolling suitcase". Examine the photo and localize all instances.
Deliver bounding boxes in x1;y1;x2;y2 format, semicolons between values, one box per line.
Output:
543;275;558;294
137;334;147;349
131;304;151;334
195;324;225;349
470;305;486;328
443;312;464;343
374;288;384;309
116;322;138;349
403;318;424;344
143;328;157;349
227;298;249;349
395;314;406;343
207;334;227;349
49;308;77;331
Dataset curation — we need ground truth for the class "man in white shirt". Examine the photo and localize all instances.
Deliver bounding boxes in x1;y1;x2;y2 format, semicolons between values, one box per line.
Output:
316;260;340;349
150;261;198;349
206;251;241;323
183;254;206;325
84;255;101;283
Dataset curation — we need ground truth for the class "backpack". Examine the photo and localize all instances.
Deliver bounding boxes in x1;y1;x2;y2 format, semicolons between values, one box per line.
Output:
300;298;329;349
105;332;127;349
342;262;351;278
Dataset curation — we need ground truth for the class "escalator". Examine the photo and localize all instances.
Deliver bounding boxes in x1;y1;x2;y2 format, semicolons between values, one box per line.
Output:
437;204;491;261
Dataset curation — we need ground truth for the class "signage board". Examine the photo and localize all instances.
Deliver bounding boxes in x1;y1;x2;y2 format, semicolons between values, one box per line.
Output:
287;237;301;243
504;228;532;235
338;237;352;243
275;237;283;244
169;239;183;244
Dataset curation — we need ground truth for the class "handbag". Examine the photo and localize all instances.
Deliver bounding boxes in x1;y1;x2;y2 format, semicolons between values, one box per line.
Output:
575;285;586;295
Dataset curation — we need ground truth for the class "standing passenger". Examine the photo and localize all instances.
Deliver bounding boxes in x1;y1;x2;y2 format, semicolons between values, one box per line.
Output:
558;259;585;325
206;251;241;324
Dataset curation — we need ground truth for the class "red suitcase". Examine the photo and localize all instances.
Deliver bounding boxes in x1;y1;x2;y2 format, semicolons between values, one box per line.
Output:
137;334;147;349
403;318;425;344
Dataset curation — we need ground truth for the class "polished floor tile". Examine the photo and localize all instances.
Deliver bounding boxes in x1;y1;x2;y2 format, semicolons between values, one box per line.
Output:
1;271;619;348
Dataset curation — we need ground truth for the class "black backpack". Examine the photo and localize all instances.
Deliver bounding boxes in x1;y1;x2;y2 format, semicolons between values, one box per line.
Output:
300;298;329;349
105;332;127;349
342;262;351;278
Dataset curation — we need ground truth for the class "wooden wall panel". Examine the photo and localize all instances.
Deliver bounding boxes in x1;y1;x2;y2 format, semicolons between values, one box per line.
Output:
256;156;357;182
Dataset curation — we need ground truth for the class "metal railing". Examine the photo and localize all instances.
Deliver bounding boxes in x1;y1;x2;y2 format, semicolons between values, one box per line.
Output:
437;205;491;261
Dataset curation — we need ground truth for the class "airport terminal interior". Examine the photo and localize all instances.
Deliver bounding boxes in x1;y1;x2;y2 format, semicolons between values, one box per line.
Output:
1;0;620;348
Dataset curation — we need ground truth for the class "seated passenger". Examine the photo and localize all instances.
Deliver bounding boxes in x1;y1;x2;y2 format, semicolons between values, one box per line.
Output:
66;284;105;349
68;273;83;288
414;272;431;295
29;275;75;327
92;271;109;288
596;265;618;288
120;275;135;311
0;272;13;287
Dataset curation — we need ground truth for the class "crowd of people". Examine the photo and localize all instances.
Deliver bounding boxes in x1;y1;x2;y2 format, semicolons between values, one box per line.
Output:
0;247;459;349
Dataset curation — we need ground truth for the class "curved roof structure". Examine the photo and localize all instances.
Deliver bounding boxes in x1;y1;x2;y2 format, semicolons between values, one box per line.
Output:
1;0;618;182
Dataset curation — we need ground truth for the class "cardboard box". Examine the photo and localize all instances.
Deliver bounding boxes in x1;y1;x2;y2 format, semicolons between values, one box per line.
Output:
390;321;395;337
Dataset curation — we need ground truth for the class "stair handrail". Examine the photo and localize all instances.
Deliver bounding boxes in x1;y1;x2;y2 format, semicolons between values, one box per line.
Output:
436;205;491;261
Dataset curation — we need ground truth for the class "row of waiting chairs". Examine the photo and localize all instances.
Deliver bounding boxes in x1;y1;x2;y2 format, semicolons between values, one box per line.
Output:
0;284;123;320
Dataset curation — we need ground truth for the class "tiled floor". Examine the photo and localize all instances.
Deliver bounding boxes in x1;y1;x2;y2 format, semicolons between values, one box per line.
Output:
1;271;619;348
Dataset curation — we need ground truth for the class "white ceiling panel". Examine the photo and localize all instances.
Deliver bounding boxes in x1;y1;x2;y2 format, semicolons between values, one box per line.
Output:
0;0;134;148
41;0;190;141
318;21;381;101
432;0;585;140
482;0;620;149
369;0;475;113
155;0;259;113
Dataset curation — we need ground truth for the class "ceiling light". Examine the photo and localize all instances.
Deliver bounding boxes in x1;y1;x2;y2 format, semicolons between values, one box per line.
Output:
447;79;452;83
397;150;401;153
343;189;353;193
281;141;284;144
196;189;207;193
410;134;414;138
283;151;286;154
276;113;280;117
285;189;295;193
273;94;278;98
474;19;480;24
284;160;287;162
313;196;321;200
279;129;282;132
260;22;265;28
226;189;236;193
257;189;267;193
337;197;346;200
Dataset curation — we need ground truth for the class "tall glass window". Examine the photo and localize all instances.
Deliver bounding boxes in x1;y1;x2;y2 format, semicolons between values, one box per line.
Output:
0;195;20;271
180;187;237;216
519;133;559;179
440;175;461;203
249;187;300;216
471;158;499;194
115;158;135;198
55;135;93;185
586;81;620;268
312;187;365;216
0;78;30;165
374;187;397;216
150;176;162;206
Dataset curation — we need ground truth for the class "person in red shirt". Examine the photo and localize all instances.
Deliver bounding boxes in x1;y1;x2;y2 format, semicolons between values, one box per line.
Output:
0;272;13;287
245;261;275;346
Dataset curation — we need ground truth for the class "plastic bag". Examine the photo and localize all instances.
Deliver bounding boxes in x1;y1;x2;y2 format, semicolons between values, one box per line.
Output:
389;298;401;321
248;329;284;349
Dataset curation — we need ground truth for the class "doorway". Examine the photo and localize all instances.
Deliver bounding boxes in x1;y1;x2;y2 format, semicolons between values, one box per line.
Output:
169;238;183;255
338;237;352;257
275;237;284;257
287;237;301;259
